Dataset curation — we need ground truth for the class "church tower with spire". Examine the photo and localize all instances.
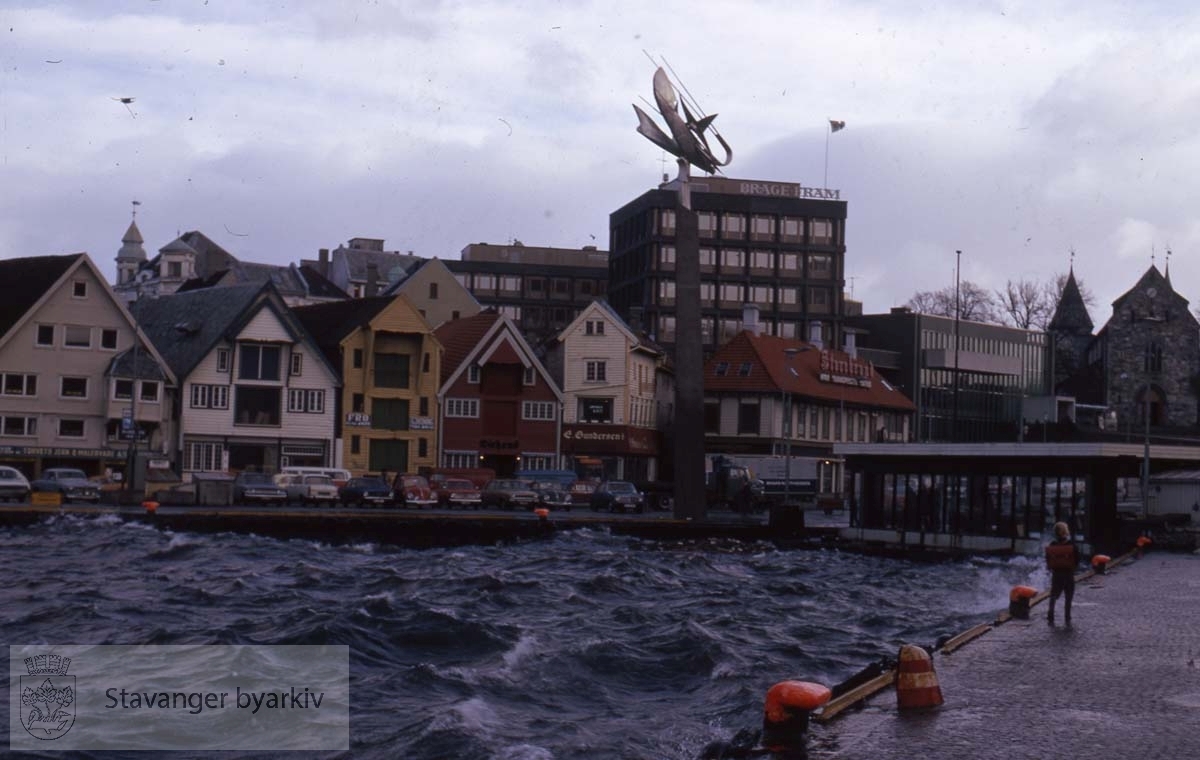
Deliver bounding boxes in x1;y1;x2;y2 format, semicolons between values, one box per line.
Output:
115;201;147;287
1047;264;1094;391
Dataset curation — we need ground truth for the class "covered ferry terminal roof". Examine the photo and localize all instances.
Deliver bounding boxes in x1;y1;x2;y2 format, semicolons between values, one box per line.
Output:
831;442;1200;555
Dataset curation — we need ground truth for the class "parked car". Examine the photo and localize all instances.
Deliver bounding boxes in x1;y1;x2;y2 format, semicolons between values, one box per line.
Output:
431;477;482;509
570;480;598;506
274;473;339;505
338;477;393;507
393;474;438;508
590;481;646;513
30;468;100;504
530;480;573;511
479;479;540;511
232;471;288;506
0;465;31;502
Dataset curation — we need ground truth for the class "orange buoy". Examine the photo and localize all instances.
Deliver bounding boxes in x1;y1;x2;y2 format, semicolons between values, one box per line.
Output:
1008;585;1037;619
1136;536;1152;557
762;680;831;748
534;508;550;519
896;644;943;709
142;500;159;514
1091;554;1111;574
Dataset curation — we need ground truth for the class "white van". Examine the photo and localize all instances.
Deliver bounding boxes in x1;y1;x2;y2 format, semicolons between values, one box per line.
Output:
280;466;352;487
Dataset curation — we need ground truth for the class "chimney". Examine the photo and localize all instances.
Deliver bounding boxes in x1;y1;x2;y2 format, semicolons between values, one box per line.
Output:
808;320;824;349
742;303;761;337
365;263;379;298
629;306;644;333
843;331;857;358
318;248;329;277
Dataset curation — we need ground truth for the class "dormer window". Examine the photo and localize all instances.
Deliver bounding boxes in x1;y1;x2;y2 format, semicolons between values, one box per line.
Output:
715;362;729;377
738;362;753;377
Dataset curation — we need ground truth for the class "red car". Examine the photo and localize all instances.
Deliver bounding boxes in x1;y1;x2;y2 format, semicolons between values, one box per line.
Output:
431;477;482;509
393;474;438;508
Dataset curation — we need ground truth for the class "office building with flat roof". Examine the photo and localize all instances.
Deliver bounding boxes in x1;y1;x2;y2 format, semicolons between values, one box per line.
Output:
607;175;848;355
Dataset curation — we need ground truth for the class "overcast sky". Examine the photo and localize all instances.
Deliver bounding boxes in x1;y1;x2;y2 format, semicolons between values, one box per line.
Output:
2;1;1197;319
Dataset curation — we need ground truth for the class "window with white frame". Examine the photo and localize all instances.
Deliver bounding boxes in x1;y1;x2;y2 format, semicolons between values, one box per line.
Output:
2;373;37;397
191;384;228;409
1;416;37;436
750;250;773;269
288;388;326;413
467;365;480;383
523;366;536;385
443;451;478;469
35;325;54;347
64;325;91;348
60;377;88;399
185;441;225;472
522;401;556;421
216;348;230;372
585;361;607;382
446;398;479;418
522;453;555;470
585;320;605;336
101;329;118;350
72;281;87;298
721;248;745;269
239;344;281;380
114;379;134;400
58;419;85;438
291;353;303;376
139;381;160;402
699;247;716;267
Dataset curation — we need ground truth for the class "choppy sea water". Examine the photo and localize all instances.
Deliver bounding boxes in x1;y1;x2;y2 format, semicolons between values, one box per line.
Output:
0;514;1052;759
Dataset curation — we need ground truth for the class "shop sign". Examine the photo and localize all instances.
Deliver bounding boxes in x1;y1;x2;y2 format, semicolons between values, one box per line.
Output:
409;416;434;430
480;438;519;451
345;412;372;427
0;445;124;459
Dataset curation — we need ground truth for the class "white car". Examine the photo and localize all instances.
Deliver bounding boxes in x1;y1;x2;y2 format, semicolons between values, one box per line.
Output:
274;473;339;505
0;465;31;502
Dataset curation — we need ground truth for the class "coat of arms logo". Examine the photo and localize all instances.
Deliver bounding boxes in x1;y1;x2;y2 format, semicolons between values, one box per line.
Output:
20;654;75;740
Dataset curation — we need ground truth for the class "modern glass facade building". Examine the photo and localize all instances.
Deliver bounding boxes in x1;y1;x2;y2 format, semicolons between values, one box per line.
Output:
848;308;1052;442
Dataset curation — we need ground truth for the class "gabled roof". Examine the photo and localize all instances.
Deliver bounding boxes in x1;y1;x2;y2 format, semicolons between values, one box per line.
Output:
293;296;397;370
434;310;562;401
337;247;423;285
434;310;501;382
558;298;664;357
128;281;336;382
1111;265;1182;308
0;254;83;340
706;332;915;411
296;264;350;299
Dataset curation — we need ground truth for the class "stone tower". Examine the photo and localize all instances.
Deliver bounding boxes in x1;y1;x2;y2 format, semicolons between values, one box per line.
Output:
1103;265;1200;429
1047;266;1094;390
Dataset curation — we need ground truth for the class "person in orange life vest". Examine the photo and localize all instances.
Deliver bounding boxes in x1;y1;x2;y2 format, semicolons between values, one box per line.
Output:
1045;521;1080;625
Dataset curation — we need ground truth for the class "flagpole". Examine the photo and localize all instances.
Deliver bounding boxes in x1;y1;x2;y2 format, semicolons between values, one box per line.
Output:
824;124;830;188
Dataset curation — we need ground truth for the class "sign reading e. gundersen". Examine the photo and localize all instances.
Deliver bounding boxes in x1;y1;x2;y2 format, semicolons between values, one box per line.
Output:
10;645;349;751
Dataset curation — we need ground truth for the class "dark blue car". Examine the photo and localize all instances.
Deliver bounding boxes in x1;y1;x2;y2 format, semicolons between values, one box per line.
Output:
338;477;393;507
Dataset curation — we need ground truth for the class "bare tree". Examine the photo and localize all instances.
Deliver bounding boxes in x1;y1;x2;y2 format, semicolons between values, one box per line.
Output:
907;281;998;323
996;278;1054;330
1051;272;1096;313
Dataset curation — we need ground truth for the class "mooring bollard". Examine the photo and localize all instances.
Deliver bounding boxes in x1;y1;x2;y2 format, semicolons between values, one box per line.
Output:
896;644;943;710
1136;536;1152;558
761;680;831;750
1008;585;1037;619
1091;554;1111;574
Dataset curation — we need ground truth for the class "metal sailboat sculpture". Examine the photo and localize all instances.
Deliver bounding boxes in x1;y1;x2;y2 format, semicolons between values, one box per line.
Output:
632;66;732;175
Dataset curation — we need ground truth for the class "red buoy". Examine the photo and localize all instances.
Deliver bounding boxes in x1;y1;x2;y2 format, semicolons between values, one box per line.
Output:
896;644;943;709
762;680;831;748
1091;554;1111;574
142;500;159;514
534;508;550;519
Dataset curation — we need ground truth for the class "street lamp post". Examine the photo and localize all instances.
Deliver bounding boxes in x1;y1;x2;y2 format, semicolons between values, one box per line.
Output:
952;249;962;442
1142;389;1151;518
782;347;800;506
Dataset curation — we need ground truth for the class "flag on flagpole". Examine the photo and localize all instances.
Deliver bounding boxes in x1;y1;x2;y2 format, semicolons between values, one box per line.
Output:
829;119;846;133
